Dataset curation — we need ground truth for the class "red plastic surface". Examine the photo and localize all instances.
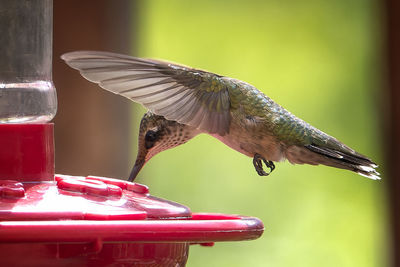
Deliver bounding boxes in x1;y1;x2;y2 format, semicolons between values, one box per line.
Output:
0;174;264;266
0;243;190;267
0;180;25;198
0;123;264;266
0;214;263;243
0;175;191;221
0;124;54;182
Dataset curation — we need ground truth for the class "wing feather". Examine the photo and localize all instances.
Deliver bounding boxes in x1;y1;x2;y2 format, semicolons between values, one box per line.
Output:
62;51;232;135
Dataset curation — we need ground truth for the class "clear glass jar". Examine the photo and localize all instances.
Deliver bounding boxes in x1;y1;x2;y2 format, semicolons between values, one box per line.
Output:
0;0;57;123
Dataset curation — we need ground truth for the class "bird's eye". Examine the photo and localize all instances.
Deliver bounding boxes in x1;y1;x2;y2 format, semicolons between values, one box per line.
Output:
145;130;158;149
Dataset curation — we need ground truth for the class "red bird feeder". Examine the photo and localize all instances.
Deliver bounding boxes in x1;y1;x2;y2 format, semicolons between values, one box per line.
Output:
0;1;264;266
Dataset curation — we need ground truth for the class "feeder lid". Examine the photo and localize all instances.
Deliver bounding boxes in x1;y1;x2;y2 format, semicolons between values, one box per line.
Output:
0;175;264;244
0;175;191;221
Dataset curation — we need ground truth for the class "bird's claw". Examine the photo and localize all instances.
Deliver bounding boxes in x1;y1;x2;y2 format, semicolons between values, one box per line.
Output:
253;153;275;176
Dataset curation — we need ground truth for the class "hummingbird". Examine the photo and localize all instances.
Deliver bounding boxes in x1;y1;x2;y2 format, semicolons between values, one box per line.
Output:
61;51;380;182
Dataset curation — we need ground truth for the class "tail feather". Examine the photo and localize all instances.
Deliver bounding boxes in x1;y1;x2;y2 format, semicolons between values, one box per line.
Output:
305;144;380;180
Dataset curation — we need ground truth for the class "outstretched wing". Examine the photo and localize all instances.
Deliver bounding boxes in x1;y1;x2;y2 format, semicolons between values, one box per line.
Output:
61;51;231;135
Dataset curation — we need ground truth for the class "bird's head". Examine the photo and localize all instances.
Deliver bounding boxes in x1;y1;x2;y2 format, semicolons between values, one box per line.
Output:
129;112;199;181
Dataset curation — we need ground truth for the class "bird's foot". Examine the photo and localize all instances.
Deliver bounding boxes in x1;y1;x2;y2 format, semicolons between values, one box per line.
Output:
253;154;275;176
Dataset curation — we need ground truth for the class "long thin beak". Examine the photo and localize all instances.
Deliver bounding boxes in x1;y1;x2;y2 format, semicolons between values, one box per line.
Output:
128;157;145;182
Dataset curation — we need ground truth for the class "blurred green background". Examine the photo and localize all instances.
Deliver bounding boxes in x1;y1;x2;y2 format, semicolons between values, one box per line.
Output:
132;0;387;266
